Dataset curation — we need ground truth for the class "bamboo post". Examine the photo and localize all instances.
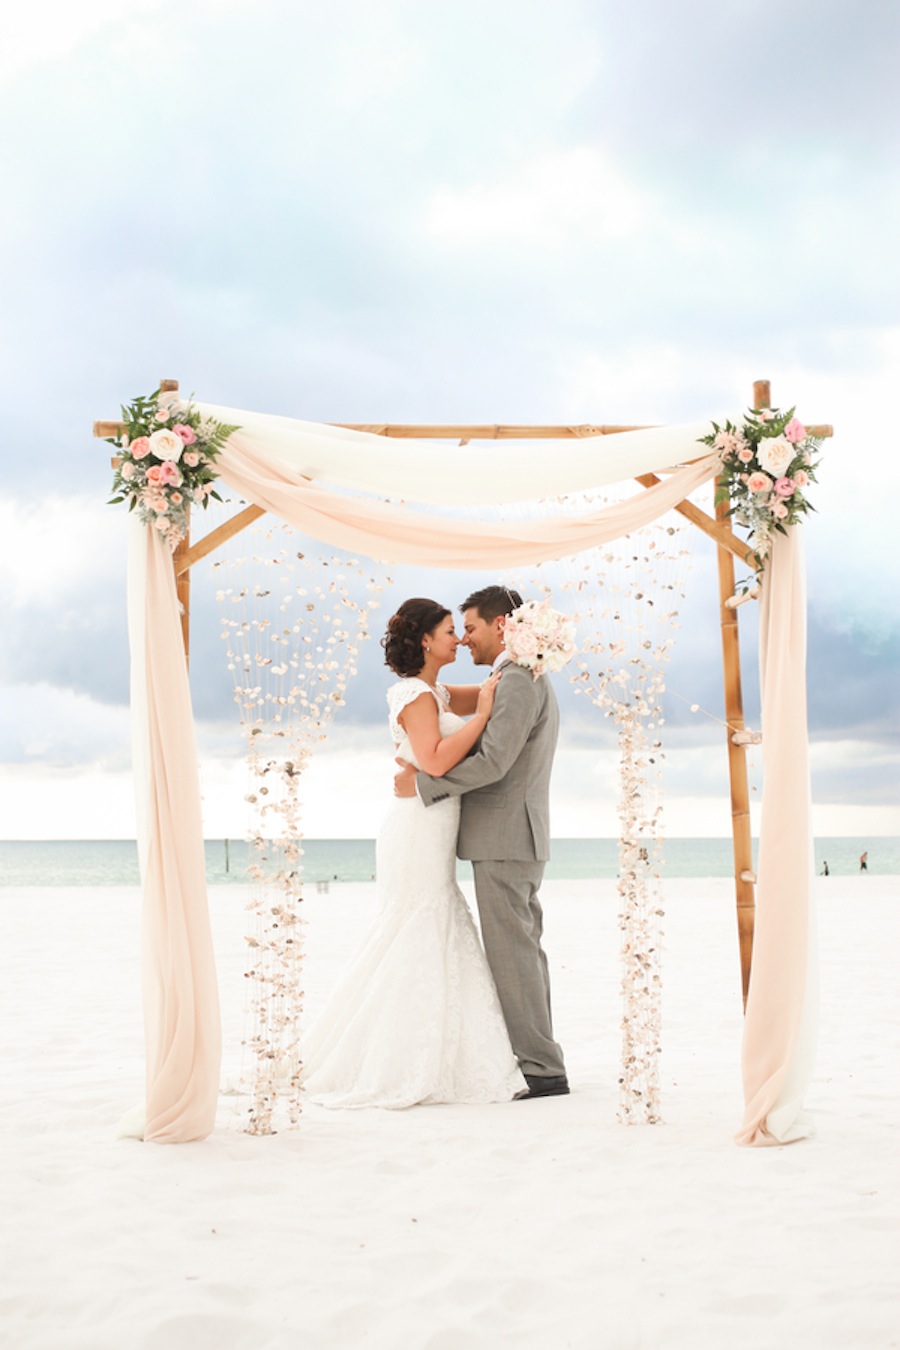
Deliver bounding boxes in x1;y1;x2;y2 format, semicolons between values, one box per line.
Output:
717;381;770;1008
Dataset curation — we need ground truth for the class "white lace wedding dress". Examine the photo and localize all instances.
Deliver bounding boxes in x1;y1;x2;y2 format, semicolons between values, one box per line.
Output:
302;678;526;1108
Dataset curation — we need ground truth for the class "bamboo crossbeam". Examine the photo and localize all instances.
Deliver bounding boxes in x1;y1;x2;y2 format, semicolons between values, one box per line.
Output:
174;504;266;576
94;417;834;442
634;473;755;566
336;423;652;439
338;421;833;440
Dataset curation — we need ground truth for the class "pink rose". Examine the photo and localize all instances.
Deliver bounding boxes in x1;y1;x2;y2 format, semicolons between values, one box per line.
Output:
182;450;200;468
738;447;754;463
130;436;151;459
146;464;164;485
155;407;170;422
792;469;809;488
172;423;197;445
784;417;806;443
773;477;795;498
121;461;137;481
154;516;170;531
158;459;183;487
142;490;168;513
747;471;773;494
149;428;184;462
170;491;183;505
772;501;789;519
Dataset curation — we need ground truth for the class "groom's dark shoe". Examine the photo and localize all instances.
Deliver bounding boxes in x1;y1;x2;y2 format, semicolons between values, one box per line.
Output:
515;1074;570;1100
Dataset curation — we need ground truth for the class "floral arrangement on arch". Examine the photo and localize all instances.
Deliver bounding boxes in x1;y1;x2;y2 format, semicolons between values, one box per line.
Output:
700;406;822;573
108;388;238;550
503;599;576;678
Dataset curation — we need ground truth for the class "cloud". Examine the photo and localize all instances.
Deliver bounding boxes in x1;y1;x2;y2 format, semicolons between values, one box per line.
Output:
0;0;896;834
0;498;130;702
0;682;132;769
425;145;647;251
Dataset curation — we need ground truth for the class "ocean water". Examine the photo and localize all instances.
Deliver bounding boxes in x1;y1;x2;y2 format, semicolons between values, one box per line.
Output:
0;837;896;887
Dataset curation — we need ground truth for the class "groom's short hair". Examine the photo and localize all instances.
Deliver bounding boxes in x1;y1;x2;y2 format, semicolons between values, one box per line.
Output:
460;585;523;622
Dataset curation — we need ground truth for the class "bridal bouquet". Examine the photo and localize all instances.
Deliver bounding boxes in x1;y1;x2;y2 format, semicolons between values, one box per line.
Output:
503;600;576;679
108;389;238;550
700;405;822;571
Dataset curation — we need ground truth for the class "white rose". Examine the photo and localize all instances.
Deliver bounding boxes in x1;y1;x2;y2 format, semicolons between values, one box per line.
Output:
149;428;185;462
757;435;793;478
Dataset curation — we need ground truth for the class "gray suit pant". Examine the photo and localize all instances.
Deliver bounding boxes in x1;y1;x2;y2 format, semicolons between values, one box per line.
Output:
472;859;566;1079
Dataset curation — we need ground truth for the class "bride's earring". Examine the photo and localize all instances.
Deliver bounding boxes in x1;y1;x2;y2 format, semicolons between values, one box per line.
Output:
424;644;431;653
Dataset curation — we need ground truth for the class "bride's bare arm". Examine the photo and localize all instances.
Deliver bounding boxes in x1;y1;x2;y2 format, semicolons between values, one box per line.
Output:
398;674;500;777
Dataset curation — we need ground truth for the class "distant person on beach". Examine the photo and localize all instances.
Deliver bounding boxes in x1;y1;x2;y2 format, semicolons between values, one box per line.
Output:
860;851;868;872
822;861;829;876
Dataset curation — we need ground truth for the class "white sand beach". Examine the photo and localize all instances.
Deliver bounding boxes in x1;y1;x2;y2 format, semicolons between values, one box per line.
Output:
2;875;898;1349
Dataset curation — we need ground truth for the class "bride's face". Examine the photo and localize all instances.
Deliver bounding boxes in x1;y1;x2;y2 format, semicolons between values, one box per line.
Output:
424;614;459;667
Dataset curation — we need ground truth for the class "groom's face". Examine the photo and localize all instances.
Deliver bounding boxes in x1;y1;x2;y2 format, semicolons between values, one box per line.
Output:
460;607;504;666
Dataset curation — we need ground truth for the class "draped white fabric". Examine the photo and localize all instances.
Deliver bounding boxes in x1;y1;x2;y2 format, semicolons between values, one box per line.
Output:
128;404;816;1145
196;402;724;506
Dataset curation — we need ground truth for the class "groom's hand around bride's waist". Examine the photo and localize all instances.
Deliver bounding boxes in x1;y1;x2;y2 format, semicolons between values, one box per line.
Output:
394;759;418;798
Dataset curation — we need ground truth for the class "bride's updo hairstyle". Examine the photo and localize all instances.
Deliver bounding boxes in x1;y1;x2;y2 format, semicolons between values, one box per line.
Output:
382;598;451;677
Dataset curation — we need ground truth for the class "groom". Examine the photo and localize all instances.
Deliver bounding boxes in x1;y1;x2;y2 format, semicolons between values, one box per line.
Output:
395;585;568;1099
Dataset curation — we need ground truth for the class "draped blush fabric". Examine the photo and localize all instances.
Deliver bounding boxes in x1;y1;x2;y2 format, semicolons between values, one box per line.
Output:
129;408;815;1144
128;519;221;1143
736;529;817;1145
215;431;721;569
196;402;722;506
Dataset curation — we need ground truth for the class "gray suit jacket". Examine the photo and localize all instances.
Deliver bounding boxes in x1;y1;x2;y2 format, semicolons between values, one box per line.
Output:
417;660;559;862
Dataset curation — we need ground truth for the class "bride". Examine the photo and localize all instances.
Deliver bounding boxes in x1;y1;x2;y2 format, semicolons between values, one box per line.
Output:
302;597;526;1108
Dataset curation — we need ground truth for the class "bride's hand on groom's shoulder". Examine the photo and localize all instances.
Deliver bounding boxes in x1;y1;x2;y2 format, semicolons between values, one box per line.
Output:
475;668;502;720
394;759;418;798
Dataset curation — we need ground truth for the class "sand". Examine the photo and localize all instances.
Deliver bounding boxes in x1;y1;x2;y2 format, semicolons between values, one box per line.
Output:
1;875;897;1349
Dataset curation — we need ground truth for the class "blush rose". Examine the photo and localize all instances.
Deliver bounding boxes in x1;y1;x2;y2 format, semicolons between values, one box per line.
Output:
747;471;773;494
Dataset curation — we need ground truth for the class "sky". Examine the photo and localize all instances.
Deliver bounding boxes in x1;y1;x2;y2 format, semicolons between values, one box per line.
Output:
0;0;898;839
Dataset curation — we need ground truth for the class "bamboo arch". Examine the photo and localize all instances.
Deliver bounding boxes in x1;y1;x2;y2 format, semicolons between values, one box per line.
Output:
96;377;832;1007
